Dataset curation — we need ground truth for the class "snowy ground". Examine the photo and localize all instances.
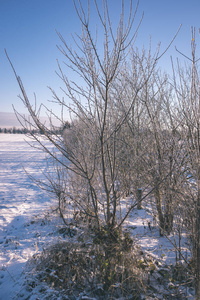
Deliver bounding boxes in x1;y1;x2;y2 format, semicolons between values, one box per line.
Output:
0;134;62;299
0;134;194;299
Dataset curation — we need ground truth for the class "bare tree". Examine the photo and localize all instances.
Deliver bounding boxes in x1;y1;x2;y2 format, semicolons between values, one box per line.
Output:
6;0;150;232
172;27;200;298
6;0;182;239
120;47;181;235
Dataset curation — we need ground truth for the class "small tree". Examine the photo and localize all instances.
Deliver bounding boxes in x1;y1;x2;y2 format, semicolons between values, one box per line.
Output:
121;48;181;235
7;0;152;231
172;27;200;298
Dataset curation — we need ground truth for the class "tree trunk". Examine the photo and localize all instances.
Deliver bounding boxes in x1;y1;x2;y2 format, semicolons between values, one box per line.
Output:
137;188;142;209
164;193;174;235
195;168;200;298
154;185;165;236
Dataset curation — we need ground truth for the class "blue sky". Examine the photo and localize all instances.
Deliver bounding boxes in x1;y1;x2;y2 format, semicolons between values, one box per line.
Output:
1;0;200;116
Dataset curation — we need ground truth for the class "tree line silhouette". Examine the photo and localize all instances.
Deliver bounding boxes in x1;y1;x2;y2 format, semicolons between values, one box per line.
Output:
0;121;70;135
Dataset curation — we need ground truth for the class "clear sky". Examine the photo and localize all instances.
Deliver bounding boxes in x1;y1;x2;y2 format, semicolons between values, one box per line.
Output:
1;0;200;116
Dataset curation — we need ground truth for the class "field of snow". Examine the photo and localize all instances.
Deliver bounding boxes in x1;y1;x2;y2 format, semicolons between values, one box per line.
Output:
0;134;194;299
0;134;62;299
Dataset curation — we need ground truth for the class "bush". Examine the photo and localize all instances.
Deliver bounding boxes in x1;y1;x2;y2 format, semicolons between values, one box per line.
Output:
29;228;146;299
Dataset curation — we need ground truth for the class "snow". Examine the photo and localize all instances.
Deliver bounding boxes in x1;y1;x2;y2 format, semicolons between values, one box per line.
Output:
0;134;60;299
0;134;194;299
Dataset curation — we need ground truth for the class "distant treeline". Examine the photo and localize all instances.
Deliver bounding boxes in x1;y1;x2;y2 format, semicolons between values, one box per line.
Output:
0;122;70;135
0;127;38;134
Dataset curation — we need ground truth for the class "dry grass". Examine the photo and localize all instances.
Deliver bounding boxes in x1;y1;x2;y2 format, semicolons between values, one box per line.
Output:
29;227;146;299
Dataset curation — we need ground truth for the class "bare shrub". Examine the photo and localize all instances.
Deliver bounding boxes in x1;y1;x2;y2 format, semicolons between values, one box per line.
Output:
30;231;145;299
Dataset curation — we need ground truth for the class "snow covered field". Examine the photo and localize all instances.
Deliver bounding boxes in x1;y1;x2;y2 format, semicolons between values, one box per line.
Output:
0;134;61;299
0;134;194;299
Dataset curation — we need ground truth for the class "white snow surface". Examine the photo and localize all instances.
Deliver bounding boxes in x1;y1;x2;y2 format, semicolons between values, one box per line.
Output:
0;134;193;299
0;134;62;299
